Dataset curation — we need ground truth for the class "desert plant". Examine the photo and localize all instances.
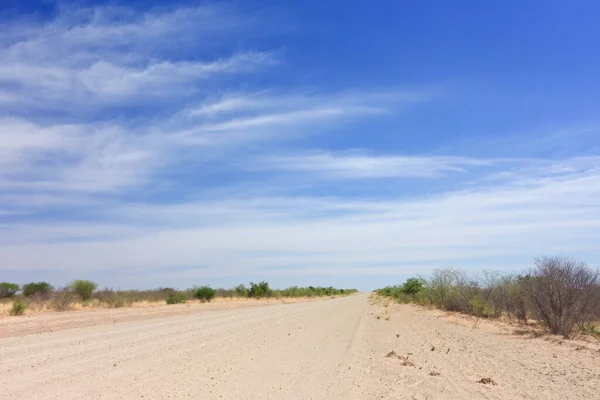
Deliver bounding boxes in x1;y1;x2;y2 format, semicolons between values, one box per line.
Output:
165;292;187;304
106;295;134;308
22;282;53;298
235;284;249;297
71;280;97;301
522;256;600;338
9;300;27;316
450;271;487;316
194;286;217;302
481;271;513;318
51;289;76;311
428;268;459;309
0;282;20;298
401;278;425;296
248;281;272;299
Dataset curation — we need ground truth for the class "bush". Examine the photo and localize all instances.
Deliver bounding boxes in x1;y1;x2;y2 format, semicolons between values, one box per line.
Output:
428;269;459;309
248;281;272;299
0;282;20;298
522;256;600;338
376;256;600;338
401;278;425;296
71;280;97;301
235;284;249;298
194;286;217;302
22;282;53;298
9;300;27;316
166;292;187;304
51;289;76;311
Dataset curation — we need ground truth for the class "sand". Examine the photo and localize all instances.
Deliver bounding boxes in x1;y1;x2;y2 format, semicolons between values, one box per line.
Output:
1;293;599;399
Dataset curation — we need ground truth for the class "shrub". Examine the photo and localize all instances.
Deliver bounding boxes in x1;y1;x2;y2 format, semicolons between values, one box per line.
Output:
71;280;97;301
376;256;600;338
401;278;425;296
428;269;459;309
9;300;27;316
522;256;600;338
194;286;217;302
0;282;20;298
481;271;512;318
248;281;272;299
51;289;76;311
107;295;134;308
235;284;249;298
22;282;53;298
166;292;187;304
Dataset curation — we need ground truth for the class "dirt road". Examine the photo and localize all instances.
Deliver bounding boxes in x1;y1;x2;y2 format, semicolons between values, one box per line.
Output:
1;294;599;399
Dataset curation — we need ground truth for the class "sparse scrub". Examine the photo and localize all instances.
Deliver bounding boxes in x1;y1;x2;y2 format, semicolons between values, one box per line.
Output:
71;280;97;301
9;300;27;316
376;256;600;339
194;286;217;302
6;281;357;312
0;282;20;298
51;289;76;311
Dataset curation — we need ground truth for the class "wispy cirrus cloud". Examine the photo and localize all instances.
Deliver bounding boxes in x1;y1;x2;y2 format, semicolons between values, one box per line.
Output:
0;5;275;110
258;151;494;179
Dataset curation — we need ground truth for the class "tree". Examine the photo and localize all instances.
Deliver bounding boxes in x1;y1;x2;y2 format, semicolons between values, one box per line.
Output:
71;280;97;301
522;256;600;338
428;269;459;309
401;278;425;296
0;282;20;298
248;281;272;299
235;284;249;298
194;286;217;302
22;282;53;298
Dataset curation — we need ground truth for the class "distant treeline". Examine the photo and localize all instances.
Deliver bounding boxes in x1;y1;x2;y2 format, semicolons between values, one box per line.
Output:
376;256;600;339
1;280;358;315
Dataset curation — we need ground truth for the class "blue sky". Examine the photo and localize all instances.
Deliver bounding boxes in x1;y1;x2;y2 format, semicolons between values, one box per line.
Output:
0;1;599;290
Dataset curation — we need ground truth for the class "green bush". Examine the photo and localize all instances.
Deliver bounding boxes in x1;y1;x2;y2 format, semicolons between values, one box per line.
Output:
9;300;27;316
0;282;20;298
71;280;97;301
194;286;216;302
166;292;187;304
235;284;249;298
248;281;272;299
377;279;425;303
22;282;53;298
402;278;425;296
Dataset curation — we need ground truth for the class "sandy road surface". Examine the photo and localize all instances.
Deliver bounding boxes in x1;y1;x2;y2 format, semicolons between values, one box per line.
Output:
1;294;599;399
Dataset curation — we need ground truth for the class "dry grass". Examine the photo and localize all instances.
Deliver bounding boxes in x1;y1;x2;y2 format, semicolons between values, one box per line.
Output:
0;295;340;319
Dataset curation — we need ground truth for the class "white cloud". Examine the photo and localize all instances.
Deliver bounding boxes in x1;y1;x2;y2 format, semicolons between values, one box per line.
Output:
200;107;372;132
259;151;494;178
0;5;275;109
1;157;599;288
187;96;267;117
0;119;159;193
0;52;276;106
